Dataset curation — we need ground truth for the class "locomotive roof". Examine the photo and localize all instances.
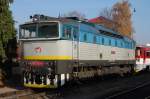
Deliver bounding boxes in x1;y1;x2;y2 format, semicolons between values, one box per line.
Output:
23;16;78;25
21;15;134;41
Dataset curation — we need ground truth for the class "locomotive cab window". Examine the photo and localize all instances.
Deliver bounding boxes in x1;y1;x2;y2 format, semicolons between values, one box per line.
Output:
20;22;59;39
38;22;58;38
20;23;36;38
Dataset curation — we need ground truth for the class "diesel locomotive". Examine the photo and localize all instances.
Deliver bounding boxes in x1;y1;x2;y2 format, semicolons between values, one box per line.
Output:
18;15;135;88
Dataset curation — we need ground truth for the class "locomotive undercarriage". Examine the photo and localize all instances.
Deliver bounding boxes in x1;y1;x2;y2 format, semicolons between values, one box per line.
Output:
73;65;133;79
21;60;134;88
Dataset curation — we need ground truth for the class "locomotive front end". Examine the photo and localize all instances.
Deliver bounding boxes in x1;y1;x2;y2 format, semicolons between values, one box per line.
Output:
19;19;68;88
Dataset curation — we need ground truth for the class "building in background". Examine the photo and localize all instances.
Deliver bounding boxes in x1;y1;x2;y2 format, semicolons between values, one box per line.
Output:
88;16;114;30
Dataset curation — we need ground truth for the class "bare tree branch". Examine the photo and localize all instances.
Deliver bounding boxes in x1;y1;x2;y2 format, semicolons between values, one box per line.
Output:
61;11;86;20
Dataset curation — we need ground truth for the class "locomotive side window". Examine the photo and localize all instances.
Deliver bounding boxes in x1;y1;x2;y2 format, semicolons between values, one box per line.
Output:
93;35;96;44
109;39;111;46
115;40;117;47
121;42;123;47
137;50;141;56
102;38;104;45
84;34;87;41
73;27;78;40
136;48;141;57
63;26;72;39
146;51;150;57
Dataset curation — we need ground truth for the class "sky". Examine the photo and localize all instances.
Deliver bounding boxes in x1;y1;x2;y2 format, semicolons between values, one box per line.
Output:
10;0;150;45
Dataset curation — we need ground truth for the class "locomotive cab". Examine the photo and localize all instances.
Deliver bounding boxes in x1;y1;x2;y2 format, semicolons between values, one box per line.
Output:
19;16;76;88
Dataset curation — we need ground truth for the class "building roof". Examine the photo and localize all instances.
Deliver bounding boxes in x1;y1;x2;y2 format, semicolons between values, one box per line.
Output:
88;16;112;23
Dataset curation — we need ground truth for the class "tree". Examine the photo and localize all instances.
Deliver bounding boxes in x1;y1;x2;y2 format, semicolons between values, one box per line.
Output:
100;7;113;20
99;8;114;29
0;0;15;58
62;11;86;20
0;0;16;86
112;0;133;38
99;0;133;38
9;0;14;3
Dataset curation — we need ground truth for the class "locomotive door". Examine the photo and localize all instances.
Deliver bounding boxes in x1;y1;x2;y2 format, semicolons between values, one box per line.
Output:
72;27;79;60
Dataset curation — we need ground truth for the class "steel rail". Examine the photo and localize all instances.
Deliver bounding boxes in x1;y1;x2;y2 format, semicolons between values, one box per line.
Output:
105;81;150;99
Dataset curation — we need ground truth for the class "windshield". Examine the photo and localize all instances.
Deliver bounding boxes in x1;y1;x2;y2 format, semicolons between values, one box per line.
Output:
20;22;59;39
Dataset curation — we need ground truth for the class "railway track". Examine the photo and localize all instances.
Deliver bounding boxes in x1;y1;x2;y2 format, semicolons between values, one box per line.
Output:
18;90;64;99
17;92;48;99
1;72;150;99
30;72;150;99
105;81;150;99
